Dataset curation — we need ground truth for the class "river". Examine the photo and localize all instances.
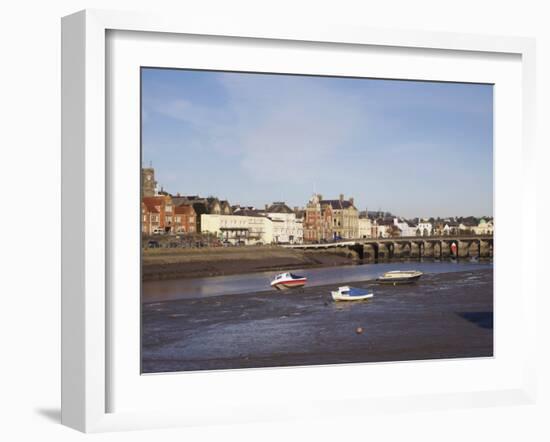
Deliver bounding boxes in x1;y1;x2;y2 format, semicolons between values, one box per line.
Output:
142;260;493;302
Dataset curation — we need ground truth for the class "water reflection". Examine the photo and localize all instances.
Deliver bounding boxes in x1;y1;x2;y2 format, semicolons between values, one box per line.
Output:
142;260;493;303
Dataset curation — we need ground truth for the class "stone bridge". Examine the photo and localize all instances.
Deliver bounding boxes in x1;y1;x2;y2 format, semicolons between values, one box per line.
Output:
283;235;493;262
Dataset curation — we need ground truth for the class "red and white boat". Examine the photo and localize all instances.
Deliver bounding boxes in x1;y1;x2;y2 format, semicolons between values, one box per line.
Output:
270;272;307;290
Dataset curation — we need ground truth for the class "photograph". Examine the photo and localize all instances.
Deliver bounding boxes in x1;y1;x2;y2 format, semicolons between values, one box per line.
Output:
140;68;494;374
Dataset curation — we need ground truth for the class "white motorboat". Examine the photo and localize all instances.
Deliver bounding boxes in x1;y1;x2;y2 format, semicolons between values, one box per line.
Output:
376;270;423;284
331;286;373;302
270;272;307;290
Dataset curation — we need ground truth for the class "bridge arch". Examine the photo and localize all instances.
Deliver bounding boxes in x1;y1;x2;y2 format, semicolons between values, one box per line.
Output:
433;240;443;260
363;243;379;263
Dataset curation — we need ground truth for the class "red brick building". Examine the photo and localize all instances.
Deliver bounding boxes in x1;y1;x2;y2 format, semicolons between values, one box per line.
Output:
304;194;333;242
173;204;197;233
142;195;174;233
141;201;160;235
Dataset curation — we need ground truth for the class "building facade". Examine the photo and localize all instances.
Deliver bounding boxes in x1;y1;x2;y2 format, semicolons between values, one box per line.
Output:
201;214;274;245
416;221;433;236
265;202;303;244
473;218;494;235
141;201;160;235
142;195;174;233
304;194;333;242
173;204;197;234
322;194;359;240
393;218;417;237
358;217;373;239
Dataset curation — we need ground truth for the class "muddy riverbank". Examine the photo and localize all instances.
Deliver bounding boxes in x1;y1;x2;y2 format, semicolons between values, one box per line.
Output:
142;268;493;373
142;246;358;281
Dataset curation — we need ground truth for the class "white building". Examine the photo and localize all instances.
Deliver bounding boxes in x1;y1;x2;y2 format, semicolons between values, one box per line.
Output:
201;214;273;245
373;222;391;238
473;218;494;235
393;218;417;237
417;221;433;236
358;217;373;238
265;202;303;244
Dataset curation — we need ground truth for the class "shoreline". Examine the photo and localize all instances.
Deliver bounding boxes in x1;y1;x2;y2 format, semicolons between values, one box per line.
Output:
142;246;491;281
142;246;357;281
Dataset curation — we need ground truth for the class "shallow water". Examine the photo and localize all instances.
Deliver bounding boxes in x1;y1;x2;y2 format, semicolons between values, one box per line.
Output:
142;260;493;302
141;269;494;373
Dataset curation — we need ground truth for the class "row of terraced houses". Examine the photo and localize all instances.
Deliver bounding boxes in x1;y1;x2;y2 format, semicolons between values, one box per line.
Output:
141;168;493;244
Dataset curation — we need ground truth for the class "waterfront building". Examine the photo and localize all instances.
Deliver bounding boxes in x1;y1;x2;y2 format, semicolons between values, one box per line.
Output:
358;217;373;239
304;193;358;241
322;194;359;240
304;194;333;242
141;201;160;235
170;195;233;232
473;218;494;235
173;204;197;234
171;196;207;232
265;202;304;244
201;214;274;245
372;218;393;238
416;221;433;236
458;220;477;234
441;221;459;236
205;196;233;215
142;195;174;233
393;218;417;237
433;221;445;236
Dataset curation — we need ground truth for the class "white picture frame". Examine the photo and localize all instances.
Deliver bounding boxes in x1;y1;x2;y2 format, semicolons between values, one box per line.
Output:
61;9;537;433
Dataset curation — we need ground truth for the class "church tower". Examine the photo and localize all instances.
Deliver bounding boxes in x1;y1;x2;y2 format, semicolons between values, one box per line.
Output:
141;167;157;197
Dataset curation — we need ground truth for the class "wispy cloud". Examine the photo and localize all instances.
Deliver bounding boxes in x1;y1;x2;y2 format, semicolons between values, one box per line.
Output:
141;69;493;217
145;73;369;184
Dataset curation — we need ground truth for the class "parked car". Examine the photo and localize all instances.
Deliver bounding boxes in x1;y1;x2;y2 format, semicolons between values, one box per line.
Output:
147;240;160;248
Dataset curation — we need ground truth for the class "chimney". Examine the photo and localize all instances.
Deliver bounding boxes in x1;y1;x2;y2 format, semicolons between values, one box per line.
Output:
339;193;344;202
349;197;354;206
265;204;268;211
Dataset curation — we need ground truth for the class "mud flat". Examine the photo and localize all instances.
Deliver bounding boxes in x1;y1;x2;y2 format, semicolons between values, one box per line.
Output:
142;269;493;373
142;246;358;281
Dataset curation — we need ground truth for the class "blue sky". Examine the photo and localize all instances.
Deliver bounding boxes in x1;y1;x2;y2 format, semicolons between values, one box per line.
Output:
142;68;493;218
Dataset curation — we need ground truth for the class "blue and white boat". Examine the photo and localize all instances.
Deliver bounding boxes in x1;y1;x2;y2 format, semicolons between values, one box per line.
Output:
331;286;373;302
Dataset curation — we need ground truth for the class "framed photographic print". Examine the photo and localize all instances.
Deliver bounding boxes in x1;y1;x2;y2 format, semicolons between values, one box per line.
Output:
61;9;537;432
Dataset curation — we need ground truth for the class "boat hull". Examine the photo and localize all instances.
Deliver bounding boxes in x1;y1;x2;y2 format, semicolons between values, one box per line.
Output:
331;292;373;302
376;274;422;284
272;279;307;290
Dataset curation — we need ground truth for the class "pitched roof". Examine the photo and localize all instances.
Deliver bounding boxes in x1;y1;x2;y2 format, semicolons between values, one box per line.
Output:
267;202;293;214
320;199;355;210
143;201;160;213
234;209;264;217
142;196;165;206
175;204;195;215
